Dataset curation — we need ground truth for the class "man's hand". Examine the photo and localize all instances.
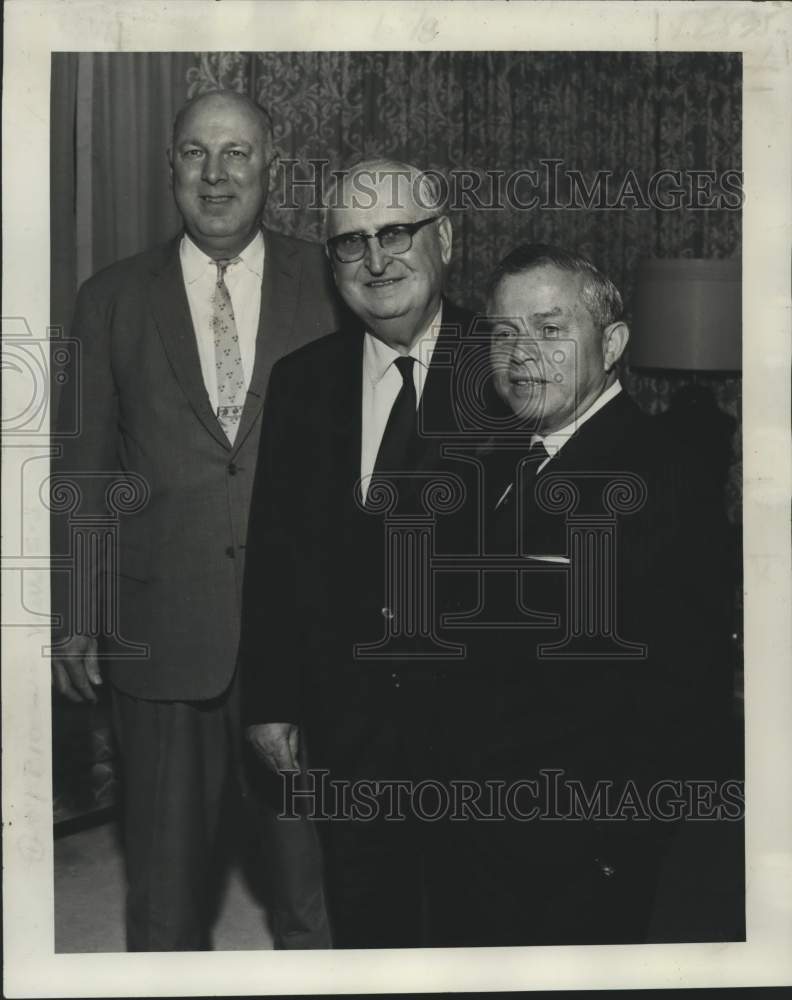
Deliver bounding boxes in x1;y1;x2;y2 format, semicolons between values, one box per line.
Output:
246;722;300;773
52;635;102;703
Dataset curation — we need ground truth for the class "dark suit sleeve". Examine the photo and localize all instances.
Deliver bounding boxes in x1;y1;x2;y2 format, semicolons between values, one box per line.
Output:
659;450;734;760
51;279;120;641
239;360;302;726
623;442;735;782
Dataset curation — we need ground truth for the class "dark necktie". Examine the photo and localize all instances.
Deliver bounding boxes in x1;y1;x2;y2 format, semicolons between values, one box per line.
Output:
519;437;556;552
372;355;418;476
490;438;549;553
494;437;549;512
520;436;550;497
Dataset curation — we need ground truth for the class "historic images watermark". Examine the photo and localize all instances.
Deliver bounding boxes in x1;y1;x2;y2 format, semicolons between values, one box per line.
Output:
35;313;650;666
1;316;152;658
277;161;745;212
280;768;745;823
351;320;652;663
2;319;81;637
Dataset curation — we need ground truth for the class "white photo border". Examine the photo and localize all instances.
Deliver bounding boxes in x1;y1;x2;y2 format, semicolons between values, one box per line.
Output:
3;0;791;995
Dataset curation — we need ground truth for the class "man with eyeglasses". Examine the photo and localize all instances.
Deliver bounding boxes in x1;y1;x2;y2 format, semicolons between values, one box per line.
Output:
240;159;477;947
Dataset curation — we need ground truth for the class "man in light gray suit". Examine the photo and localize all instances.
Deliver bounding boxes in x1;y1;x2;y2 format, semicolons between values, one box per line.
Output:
51;89;341;951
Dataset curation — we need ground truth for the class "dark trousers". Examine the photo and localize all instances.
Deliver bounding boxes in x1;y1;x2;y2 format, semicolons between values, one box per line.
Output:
321;808;479;949
456;810;668;946
312;667;671;948
455;723;673;947
309;667;477;949
111;681;330;951
241;747;331;950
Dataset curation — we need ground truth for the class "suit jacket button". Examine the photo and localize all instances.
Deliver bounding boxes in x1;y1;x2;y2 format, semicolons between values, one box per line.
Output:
225;546;235;559
228;462;237;476
597;859;616;878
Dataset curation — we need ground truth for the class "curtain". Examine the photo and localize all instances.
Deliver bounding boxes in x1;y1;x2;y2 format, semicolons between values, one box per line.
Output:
51;53;196;824
50;53;194;338
51;50;742;518
50;50;743;821
186;52;741;295
51;56;79;343
53;50;742;330
187;51;743;520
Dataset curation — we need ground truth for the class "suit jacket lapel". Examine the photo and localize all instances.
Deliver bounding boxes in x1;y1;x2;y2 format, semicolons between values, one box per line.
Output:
545;390;635;474
328;328;365;511
148;237;231;450
413;300;473;474
234;228;304;451
315;304;472;513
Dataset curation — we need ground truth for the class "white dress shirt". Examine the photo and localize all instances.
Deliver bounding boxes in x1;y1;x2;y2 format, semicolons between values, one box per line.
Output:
534;379;623;471
179;231;264;413
360;305;443;501
495;380;623;511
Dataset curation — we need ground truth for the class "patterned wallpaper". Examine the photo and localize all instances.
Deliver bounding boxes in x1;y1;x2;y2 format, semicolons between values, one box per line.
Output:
189;51;742;521
53;51;743;824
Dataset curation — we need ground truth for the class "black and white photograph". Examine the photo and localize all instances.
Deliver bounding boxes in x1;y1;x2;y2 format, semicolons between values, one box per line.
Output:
2;2;790;996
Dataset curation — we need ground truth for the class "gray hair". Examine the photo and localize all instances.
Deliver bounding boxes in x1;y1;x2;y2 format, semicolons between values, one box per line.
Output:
486;243;624;331
323;157;447;233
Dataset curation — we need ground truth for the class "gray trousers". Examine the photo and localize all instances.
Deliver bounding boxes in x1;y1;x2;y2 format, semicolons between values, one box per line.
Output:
111;678;330;951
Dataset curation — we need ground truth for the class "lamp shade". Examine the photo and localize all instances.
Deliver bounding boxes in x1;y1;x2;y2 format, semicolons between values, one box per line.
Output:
630;258;741;371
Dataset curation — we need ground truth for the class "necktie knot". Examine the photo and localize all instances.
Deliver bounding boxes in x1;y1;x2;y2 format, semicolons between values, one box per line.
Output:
493;438;550;514
516;436;549;489
393;355;415;385
528;436;549;463
370;356;418;483
214;257;241;283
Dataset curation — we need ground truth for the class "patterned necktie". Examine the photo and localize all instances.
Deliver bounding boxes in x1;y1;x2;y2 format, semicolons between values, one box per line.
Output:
372;355;418;476
211;257;244;444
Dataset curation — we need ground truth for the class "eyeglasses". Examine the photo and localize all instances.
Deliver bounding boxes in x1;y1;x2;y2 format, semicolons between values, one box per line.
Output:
326;216;440;263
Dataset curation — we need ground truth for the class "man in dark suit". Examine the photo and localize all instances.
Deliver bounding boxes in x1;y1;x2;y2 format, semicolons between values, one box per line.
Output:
461;243;735;944
241;159;478;948
51;90;342;950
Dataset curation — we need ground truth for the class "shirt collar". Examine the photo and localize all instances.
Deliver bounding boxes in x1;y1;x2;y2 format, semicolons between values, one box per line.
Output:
536;380;623;458
179;229;265;285
364;304;444;387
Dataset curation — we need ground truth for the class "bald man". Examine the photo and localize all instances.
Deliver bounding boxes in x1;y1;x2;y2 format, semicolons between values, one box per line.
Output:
51;90;342;950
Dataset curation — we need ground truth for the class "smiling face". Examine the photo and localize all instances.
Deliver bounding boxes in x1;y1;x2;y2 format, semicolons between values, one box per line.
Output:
326;169;452;351
489;265;625;434
168;92;276;259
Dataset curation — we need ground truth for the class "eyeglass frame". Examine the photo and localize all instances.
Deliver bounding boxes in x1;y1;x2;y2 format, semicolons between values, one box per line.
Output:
325;215;442;263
